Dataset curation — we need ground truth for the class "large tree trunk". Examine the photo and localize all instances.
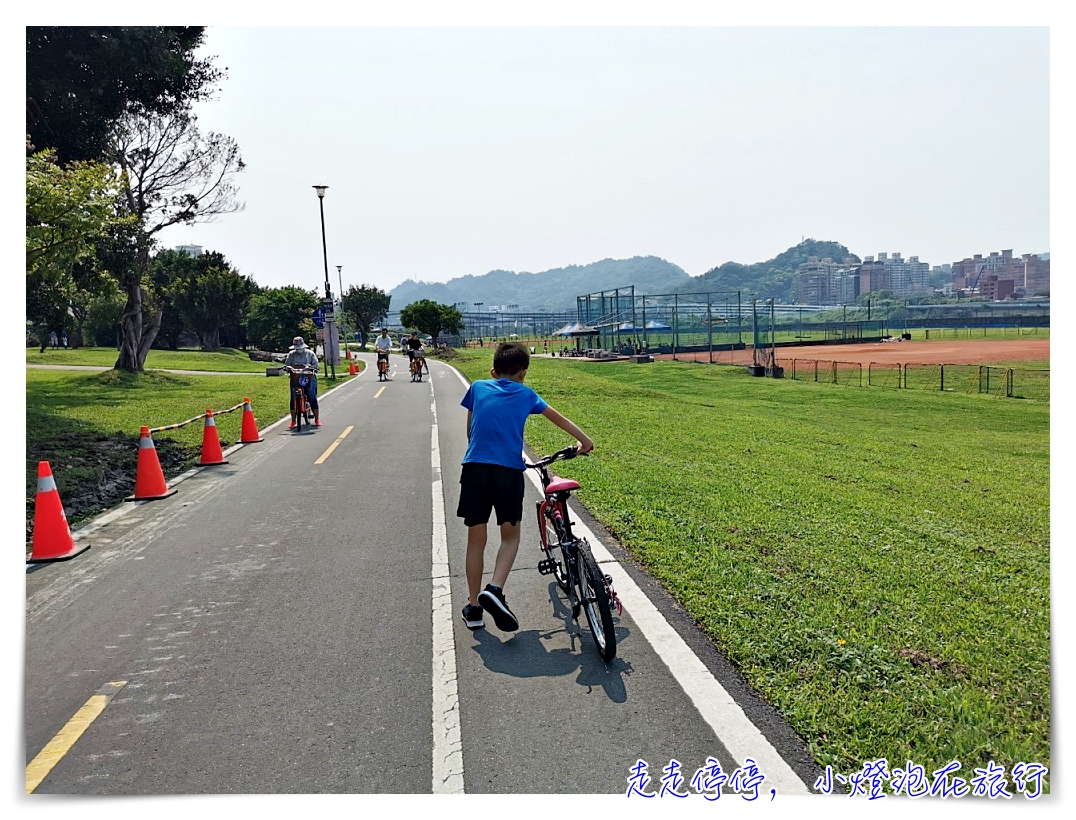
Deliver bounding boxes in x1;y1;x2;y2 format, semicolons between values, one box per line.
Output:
200;327;221;351
114;276;163;373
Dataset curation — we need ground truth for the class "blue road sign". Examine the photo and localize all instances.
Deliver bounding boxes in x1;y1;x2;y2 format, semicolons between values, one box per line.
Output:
312;307;325;328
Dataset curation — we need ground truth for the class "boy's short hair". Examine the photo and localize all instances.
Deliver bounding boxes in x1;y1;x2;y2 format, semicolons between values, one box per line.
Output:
493;342;530;376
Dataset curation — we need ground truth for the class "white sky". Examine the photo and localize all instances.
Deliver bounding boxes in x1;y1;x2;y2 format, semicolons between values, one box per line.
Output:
152;22;1052;296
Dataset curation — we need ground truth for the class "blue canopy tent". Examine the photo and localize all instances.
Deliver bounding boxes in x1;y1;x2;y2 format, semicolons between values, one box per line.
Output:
644;319;671;331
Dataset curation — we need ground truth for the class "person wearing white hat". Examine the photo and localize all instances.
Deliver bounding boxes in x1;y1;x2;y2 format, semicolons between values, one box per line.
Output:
283;336;321;427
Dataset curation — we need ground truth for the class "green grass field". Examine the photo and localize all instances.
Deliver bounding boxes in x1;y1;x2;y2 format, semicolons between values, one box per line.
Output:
26;346;272;372
444;346;1050;784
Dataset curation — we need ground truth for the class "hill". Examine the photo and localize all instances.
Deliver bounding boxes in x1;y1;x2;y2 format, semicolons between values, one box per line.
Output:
389;256;693;312
388;240;858;311
681;239;858;304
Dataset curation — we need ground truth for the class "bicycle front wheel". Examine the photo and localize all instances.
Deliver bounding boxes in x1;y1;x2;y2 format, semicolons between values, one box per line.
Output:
575;541;616;661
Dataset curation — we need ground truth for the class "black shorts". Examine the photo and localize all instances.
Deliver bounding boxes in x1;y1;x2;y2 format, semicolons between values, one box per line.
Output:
457;462;525;527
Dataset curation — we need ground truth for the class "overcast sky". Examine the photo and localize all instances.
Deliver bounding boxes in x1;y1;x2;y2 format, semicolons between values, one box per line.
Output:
153;24;1051;297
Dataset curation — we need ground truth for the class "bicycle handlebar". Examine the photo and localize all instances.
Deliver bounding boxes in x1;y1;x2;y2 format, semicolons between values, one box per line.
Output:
525;445;588;470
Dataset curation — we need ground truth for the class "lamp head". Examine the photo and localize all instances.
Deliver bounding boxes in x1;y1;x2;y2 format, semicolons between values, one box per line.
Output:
313;185;328;199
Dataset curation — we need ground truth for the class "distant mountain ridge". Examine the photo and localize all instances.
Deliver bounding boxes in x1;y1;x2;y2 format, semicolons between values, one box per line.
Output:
388;241;857;311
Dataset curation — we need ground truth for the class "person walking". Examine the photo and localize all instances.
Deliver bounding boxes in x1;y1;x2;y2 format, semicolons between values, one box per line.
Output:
457;342;594;632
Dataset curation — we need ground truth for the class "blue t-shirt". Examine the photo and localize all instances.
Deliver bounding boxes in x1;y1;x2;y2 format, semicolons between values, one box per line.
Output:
461;378;548;470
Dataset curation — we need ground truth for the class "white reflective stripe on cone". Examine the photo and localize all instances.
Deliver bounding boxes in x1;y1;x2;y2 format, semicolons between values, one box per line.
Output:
139;437;155;448
37;474;58;493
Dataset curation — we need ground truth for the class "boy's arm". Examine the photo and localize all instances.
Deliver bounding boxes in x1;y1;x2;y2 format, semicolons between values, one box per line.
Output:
540;405;594;454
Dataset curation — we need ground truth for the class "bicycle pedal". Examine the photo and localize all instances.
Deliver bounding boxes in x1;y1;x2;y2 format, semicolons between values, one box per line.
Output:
537;558;558;575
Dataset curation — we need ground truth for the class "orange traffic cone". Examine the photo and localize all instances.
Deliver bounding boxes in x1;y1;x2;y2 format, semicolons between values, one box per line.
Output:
125;427;178;501
27;461;90;563
197;408;228;466
349;358;358;375
240;397;263;443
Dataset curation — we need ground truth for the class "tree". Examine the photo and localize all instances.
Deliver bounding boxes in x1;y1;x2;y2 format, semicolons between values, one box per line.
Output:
26;148;130;349
245;286;320;353
148;249;198;349
341;284;391;349
26;148;126;281
399;299;463;346
27;26;222;165
108;110;244;372
171;252;257;351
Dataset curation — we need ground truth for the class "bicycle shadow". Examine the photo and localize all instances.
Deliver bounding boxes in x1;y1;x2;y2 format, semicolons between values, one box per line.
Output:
468;582;632;703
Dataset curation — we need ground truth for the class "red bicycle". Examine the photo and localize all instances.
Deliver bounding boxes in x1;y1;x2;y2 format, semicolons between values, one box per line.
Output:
526;446;621;661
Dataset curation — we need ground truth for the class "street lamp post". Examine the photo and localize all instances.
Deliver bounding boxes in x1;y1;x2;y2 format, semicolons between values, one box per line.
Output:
313;185;333;378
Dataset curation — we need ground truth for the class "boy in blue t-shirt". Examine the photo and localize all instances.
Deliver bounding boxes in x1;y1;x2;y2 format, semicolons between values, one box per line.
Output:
458;342;594;632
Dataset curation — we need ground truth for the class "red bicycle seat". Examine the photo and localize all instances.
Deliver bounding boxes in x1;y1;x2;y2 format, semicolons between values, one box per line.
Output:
545;476;580;494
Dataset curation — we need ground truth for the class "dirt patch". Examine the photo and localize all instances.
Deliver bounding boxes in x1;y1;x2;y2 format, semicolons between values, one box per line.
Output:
661;337;1049;367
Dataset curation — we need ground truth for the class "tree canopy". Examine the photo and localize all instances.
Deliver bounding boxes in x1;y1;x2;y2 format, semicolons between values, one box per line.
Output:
26;26;222;164
341;284;391;348
399;299;463;345
26;148;128;283
151;249;257;351
246;286;320;353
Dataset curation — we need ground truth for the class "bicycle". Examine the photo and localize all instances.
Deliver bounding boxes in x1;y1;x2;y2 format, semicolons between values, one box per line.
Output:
410;351;427;382
376;351;390;381
284;365;317;431
526;446;621;661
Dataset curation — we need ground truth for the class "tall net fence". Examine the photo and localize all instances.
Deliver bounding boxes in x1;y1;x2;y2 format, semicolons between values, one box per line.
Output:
574;287;747;358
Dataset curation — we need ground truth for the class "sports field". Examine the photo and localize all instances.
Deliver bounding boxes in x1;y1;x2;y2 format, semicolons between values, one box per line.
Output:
663;337;1049;367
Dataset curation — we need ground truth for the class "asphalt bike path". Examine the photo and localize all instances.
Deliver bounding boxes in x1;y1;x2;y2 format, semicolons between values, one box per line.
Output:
25;350;819;795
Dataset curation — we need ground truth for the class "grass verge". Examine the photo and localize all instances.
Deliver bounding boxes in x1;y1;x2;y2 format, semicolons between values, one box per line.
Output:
27;346;274;373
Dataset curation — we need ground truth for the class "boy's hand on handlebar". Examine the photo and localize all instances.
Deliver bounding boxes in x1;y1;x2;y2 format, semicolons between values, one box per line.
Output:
575;437;594;455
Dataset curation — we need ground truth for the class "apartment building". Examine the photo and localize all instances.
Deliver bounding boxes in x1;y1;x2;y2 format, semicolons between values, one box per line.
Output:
1022;253;1050;296
797;256;858;303
952;249;1048;297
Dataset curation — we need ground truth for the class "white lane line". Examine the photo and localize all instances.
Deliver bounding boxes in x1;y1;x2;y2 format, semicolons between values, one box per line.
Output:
430;378;465;794
521;461;811;795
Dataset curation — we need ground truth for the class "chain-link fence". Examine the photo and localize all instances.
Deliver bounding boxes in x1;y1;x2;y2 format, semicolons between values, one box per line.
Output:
786;358;1048;400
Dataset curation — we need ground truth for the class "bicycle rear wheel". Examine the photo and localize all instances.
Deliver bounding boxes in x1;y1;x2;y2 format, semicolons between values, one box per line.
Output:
575;541;616;661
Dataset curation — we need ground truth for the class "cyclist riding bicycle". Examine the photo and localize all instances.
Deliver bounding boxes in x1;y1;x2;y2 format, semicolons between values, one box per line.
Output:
404;331;425;375
373;328;392;379
283;336;321;428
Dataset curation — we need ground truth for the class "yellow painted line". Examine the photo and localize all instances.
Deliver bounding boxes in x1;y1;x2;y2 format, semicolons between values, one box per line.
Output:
374;386;386;399
314;425;354;465
26;679;128;794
